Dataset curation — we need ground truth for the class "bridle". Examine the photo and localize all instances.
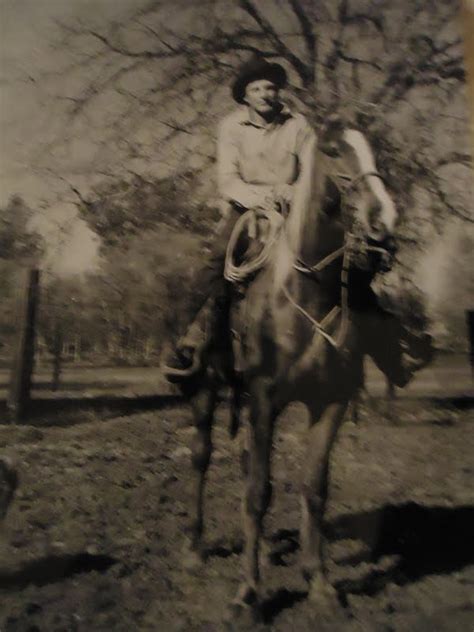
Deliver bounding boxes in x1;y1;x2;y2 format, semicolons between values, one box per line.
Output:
224;169;392;351
284;169;389;350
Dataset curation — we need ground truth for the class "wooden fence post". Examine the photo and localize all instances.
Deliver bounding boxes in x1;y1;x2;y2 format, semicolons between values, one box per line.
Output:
7;268;40;423
467;310;474;378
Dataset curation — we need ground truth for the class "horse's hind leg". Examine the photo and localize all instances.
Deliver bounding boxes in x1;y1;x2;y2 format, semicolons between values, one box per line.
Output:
232;379;275;618
300;401;348;605
183;383;217;568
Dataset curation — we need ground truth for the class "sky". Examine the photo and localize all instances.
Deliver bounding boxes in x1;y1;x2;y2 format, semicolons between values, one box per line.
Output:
0;0;234;275
0;0;139;275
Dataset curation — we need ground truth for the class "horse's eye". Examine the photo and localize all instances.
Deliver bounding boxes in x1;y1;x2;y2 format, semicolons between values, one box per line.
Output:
368;202;382;227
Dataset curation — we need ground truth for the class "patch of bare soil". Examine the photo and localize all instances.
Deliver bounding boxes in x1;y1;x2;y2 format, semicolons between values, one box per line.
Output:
0;400;473;631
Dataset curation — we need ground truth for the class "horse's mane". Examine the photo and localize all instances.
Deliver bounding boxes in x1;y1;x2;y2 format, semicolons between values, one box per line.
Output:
273;229;298;291
273;143;330;292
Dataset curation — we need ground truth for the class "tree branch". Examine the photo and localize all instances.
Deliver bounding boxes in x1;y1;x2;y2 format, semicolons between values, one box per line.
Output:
411;157;474;223
435;153;471;168
132;19;181;54
287;0;316;71
336;50;383;71
88;30;185;59
237;0;313;86
52;174;92;209
344;12;384;35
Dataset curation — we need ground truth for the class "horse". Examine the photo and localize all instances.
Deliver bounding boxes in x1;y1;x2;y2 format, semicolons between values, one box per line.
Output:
0;456;17;521
178;124;401;618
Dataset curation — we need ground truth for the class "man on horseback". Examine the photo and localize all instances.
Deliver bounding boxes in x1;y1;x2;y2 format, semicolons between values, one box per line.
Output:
163;54;432;384
163;55;434;618
163;55;317;379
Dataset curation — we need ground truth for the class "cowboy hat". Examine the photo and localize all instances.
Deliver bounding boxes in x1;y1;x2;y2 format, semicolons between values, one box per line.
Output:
232;56;287;104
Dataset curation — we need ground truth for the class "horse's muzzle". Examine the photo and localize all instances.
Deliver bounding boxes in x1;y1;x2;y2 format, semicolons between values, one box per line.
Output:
366;233;397;273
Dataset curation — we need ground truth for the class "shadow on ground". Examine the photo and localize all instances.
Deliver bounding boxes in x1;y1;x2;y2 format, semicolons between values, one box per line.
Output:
332;502;474;601
32;381;135;392
205;502;474;623
0;393;472;428
0;394;183;427
0;553;117;591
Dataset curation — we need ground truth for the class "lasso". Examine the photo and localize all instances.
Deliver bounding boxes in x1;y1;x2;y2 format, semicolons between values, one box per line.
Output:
223;207;346;349
224;208;284;283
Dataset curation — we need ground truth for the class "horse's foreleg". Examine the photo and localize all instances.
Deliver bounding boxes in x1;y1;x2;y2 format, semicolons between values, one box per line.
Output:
350;390;360;425
233;380;274;617
300;401;348;605
385;378;396;424
184;385;217;568
229;373;244;439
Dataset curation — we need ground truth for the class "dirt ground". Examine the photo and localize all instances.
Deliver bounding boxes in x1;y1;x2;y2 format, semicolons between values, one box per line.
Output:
0;397;473;631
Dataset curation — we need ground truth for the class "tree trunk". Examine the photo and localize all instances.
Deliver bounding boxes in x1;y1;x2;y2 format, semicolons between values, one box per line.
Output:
467;310;474;378
51;324;63;391
7;268;40;423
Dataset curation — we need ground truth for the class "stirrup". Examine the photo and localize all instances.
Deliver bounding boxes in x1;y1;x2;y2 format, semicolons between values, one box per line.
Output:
163;349;202;382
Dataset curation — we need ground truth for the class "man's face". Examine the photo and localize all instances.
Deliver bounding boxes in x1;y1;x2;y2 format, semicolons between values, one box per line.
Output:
244;79;279;114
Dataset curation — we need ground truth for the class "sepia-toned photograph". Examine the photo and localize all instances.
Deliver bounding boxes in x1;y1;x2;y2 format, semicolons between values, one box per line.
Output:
1;0;473;630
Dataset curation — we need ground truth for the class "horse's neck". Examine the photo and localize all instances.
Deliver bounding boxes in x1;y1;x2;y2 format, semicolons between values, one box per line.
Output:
294;160;346;312
298;165;345;266
274;150;346;301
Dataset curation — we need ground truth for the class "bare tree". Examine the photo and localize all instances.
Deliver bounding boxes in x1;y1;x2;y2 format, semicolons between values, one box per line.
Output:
32;0;470;239
10;0;470;352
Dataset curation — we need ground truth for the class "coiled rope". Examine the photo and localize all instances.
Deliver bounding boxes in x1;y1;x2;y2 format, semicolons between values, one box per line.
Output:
224;207;349;350
224;166;388;351
224;209;284;283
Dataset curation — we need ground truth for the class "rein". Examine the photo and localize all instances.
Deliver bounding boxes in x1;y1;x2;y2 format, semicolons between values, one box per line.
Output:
285;169;385;349
283;236;352;349
223;169;388;351
335;170;385;191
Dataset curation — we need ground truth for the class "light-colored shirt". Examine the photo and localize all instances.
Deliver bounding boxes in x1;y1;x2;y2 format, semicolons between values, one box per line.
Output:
217;105;318;210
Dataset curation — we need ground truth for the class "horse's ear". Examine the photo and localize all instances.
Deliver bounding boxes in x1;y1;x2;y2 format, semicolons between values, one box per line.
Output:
319;113;345;157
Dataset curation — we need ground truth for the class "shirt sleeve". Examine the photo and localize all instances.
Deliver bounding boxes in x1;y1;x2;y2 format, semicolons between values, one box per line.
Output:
217;118;273;209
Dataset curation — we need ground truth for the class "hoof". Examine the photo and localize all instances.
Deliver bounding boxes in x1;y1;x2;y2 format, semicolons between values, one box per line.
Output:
182;550;204;571
181;540;205;572
227;584;262;626
308;574;339;610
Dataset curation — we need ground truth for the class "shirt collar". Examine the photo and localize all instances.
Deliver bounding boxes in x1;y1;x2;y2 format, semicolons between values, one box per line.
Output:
240;104;293;129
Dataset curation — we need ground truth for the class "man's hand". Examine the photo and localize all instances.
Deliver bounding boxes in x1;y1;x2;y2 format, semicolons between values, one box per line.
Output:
273;184;293;216
272;184;293;204
258;193;290;216
258;197;281;214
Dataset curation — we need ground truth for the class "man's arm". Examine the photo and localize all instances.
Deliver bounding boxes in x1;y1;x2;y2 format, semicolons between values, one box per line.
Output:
217;118;273;209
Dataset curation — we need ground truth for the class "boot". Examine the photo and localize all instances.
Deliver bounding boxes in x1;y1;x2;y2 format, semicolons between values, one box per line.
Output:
397;332;435;386
162;344;199;382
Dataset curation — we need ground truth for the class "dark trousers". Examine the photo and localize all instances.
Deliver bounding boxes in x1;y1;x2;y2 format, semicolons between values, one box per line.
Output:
177;205;241;344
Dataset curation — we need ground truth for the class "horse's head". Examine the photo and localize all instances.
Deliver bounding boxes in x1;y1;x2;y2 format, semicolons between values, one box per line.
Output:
320;118;398;269
341;129;397;240
275;117;399;289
